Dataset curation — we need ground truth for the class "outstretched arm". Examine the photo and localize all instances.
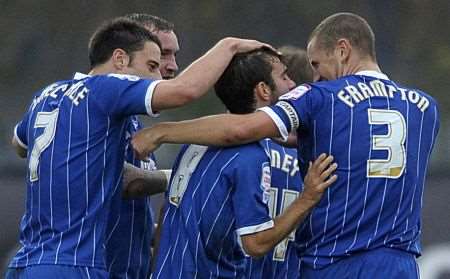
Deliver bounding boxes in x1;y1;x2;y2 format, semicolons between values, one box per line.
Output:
132;111;280;159
241;153;338;257
151;38;276;111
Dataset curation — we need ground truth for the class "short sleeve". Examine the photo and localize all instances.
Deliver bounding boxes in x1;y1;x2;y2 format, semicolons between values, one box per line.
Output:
14;120;28;149
233;147;274;236
91;74;163;119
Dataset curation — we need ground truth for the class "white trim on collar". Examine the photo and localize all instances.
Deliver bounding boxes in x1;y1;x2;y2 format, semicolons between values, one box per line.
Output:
355;70;389;80
73;72;90;80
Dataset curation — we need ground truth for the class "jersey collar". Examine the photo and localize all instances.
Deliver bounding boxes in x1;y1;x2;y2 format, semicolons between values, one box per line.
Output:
355;70;389;80
73;72;90;80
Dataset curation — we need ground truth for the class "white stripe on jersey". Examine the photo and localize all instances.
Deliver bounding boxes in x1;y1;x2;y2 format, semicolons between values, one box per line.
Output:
313;93;336;266
138;200;149;273
406;108;425;251
54;232;63;264
177;240;190;279
346;92;373;253
66;102;74;228
126;200;136;277
205;187;233;245
50;120;56;234
85;266;92;279
215;219;236;278
92;221;97;267
329;80;354;263
86;93;90;215
74;217;85;265
194;234;201;278
101;118;110;204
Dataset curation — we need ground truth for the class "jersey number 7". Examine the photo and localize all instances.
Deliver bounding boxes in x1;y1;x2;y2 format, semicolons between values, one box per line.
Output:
29;109;59;182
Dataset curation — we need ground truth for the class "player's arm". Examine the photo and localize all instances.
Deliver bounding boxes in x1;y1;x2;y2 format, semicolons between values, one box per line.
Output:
12;123;28;158
121;162;172;199
241;153;337;258
12;136;27;158
132;111;280;159
150;38;276;111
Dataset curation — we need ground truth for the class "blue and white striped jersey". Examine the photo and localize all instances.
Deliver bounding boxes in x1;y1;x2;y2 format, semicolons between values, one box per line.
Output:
245;139;302;279
260;71;440;268
105;115;157;278
153;142;274;279
11;72;161;269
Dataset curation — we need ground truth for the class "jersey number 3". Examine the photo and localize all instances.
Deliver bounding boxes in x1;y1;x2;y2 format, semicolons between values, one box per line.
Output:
367;109;406;178
29;109;59;182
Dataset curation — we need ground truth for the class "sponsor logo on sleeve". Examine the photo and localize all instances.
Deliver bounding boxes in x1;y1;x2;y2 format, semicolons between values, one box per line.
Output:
279;84;311;100
261;162;271;204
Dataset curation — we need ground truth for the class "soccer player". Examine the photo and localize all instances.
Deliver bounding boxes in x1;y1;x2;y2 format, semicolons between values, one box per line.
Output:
245;47;315;279
278;45;316;84
152;48;337;278
7;18;272;278
133;13;440;278
105;14;179;279
126;13;179;79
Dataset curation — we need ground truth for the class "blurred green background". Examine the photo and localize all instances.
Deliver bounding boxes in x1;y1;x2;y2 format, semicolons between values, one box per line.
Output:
0;1;449;277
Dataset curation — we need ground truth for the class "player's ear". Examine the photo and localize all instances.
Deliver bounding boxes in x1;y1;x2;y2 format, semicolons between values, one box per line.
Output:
111;48;131;70
336;38;351;63
254;82;272;102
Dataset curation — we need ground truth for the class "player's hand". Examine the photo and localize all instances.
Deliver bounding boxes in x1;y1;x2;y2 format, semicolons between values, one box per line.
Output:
302;153;338;204
131;127;161;160
221;37;278;54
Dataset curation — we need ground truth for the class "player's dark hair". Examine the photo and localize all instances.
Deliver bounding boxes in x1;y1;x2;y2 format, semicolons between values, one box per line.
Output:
124;13;175;32
215;48;280;114
308;12;376;59
88;18;161;68
278;45;314;84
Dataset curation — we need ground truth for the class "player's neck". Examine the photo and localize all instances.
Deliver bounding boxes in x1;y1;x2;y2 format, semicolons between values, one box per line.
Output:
344;56;381;76
88;63;118;76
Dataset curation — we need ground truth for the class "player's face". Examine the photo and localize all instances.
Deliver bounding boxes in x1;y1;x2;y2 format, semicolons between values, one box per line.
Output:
307;37;341;81
270;58;296;102
154;30;179;79
126;41;162;80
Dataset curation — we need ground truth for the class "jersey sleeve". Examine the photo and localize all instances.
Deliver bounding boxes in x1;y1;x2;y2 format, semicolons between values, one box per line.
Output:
233;148;274;236
92;74;163;119
14;119;29;149
258;84;322;140
13;97;38;149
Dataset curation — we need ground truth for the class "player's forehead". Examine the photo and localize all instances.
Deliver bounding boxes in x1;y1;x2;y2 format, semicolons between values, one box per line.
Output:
270;57;286;74
155;30;179;53
136;41;161;62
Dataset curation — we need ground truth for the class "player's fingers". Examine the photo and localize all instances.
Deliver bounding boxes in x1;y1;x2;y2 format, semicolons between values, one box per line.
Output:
319;174;338;190
317;154;334;172
260;43;278;54
320;163;338;180
312;153;327;170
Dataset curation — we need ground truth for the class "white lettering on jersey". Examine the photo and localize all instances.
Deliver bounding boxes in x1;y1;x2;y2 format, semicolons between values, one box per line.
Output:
337;80;430;112
270;149;299;177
